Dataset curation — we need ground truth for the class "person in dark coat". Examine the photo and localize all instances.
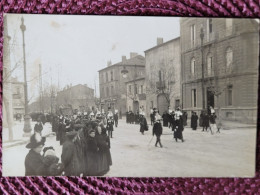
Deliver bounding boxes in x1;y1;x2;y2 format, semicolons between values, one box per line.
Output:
95;126;112;176
34;118;43;135
191;111;198;130
152;109;163;148
41;146;64;176
199;111;204;127
85;129;99;176
40;114;46;125
162;111;168;127
114;112;119;127
202;111;210;132
183;112;188;127
174;116;184;142
150;109;154;126
139;113;148;135
61;131;79;176
169;111;176;131
106;115;114;138
25;133;46;176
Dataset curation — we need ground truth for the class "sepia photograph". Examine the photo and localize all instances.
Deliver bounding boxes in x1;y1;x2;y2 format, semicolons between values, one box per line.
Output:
2;14;259;177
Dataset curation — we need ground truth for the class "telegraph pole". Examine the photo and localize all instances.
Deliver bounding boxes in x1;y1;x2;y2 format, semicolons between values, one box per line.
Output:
200;26;206;110
20;16;32;136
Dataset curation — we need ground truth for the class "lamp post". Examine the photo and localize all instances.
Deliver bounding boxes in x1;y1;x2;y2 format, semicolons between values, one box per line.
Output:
20;16;32;136
121;65;138;113
200;26;206;110
121;66;129;114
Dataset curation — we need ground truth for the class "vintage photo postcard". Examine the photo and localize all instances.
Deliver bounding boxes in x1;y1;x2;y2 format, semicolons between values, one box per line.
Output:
2;14;259;177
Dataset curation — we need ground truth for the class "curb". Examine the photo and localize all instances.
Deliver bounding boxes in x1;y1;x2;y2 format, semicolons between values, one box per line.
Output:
3;132;55;150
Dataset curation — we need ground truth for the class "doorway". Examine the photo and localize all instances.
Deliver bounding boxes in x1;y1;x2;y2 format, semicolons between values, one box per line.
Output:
157;93;169;115
207;88;215;113
133;101;139;114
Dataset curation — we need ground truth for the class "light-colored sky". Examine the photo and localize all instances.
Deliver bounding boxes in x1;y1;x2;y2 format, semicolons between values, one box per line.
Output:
5;14;180;101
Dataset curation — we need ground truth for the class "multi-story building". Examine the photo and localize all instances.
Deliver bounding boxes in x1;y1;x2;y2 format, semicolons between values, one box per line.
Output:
125;77;146;113
98;53;145;115
56;84;95;113
180;18;259;123
145;37;181;116
11;78;25;117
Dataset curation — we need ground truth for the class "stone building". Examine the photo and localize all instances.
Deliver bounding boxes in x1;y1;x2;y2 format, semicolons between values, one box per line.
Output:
125;77;146;114
56;84;95;113
98;53;145;115
11;78;25;116
145;37;181;116
180;18;259;123
3;15;14;127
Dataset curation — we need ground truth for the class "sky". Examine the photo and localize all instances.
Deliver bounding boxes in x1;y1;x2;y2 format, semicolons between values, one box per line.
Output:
5;14;180;101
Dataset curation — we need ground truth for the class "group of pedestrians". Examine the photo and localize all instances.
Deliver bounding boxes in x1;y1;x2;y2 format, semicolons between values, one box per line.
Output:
191;106;220;134
25;109;116;176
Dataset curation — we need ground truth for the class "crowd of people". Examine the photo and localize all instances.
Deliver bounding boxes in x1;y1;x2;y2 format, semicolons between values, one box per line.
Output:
24;104;220;176
24;109;118;176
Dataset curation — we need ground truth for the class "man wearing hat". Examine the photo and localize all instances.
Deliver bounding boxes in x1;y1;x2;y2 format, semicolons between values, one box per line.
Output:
25;133;46;176
34;118;43;135
114;110;119;128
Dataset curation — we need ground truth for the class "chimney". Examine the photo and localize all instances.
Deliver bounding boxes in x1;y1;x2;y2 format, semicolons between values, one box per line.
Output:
157;37;163;45
130;52;138;58
122;56;127;62
107;60;112;67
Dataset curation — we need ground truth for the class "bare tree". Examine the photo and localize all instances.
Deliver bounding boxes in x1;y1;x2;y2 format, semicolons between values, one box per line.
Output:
146;62;179;107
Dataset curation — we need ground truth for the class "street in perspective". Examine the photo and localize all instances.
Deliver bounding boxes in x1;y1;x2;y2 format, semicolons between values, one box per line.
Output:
2;14;259;177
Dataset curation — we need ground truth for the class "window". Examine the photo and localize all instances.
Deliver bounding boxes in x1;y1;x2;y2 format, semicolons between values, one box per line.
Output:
111;86;114;96
208;19;213;33
175;99;180;108
151;101;154;109
191;89;197;107
134;84;138;95
191;24;196;47
226;19;233;36
106;72;108;82
106;87;109;97
191;58;196;76
226;47;233;68
227;85;233;106
16;87;21;94
207;53;213;76
140;85;143;94
129;85;132;94
111;71;113;81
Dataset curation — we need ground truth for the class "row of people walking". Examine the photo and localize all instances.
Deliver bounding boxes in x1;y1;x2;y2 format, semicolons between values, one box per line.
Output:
25;110;114;176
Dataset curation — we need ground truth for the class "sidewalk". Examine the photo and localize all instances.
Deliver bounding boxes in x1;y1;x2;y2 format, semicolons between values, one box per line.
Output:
2;120;54;149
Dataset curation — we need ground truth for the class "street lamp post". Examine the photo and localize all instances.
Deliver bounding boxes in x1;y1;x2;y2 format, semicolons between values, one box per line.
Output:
20;16;32;136
200;26;206;110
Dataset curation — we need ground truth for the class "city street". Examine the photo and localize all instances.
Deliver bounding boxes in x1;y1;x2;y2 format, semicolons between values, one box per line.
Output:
2;119;256;177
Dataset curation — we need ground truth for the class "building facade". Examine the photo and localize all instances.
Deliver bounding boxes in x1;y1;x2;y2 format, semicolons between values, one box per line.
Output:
56;84;95;112
99;53;145;115
3;15;14;127
145;38;181;116
11;78;25;116
181;18;259;123
125;77;146;114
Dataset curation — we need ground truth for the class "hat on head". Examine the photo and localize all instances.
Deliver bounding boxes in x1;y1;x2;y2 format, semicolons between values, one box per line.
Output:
43;146;56;157
26;133;46;149
66;130;77;138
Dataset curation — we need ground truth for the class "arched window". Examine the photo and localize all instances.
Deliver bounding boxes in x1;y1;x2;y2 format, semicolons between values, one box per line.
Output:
207;53;213;76
191;57;196;76
226;47;233;68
